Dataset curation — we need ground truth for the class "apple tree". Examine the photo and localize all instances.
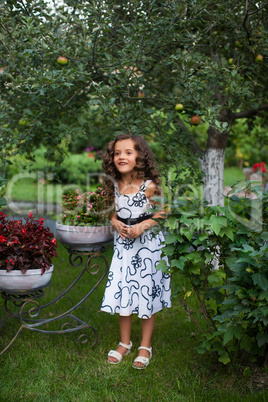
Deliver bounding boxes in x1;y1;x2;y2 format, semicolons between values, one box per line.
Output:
0;0;267;205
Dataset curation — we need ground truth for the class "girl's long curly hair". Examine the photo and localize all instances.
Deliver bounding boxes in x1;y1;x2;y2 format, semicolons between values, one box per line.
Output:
102;134;161;200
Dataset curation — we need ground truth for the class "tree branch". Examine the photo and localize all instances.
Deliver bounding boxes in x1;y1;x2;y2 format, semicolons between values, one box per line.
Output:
248;3;268;15
177;297;205;334
0;22;14;42
176;116;204;154
233;104;268;120
61;82;91;109
243;2;252;45
17;0;31;16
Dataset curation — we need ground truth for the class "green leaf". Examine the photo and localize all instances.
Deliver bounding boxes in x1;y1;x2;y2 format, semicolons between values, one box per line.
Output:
260;232;268;241
218;352;231;365
0;197;7;206
222;297;239;305
156;260;168;272
260;306;268;317
180;226;193;241
165;216;179;229
252;273;268;291
188;265;200;275
198;233;209;241
186;251;202;263
207;273;224;287
177;242;191;253
223;325;242;345
218;226;234;241
256;333;268;348
171;257;187;270
205;252;214;264
243;367;252;378
162;245;175;256
165;233;182;244
238;244;255;253
258;291;268;301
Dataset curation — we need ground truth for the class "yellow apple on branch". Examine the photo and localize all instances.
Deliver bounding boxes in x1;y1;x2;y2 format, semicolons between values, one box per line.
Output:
175;103;184;112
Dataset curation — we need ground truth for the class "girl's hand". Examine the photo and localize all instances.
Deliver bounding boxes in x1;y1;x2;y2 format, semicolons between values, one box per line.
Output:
126;222;145;239
111;217;129;239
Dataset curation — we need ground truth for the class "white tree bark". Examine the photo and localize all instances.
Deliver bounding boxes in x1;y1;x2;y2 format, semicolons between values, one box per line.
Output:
201;148;225;207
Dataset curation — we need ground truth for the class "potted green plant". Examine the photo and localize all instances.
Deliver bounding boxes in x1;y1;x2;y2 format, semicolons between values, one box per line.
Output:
56;187;114;251
0;212;58;293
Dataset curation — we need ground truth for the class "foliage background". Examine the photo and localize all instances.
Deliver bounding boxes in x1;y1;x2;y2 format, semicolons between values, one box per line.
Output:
0;0;267;195
157;182;268;365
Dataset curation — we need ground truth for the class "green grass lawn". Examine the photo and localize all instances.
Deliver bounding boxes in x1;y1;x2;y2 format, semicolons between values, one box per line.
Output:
6;177;64;203
223;166;245;187
0;244;267;401
4;176;99;215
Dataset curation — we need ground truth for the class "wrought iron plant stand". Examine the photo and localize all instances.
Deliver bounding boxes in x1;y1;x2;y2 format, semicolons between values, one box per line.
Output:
0;244;110;356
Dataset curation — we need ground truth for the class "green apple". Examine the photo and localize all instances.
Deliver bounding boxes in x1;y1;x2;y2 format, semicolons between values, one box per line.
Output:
57;56;68;65
19;118;27;127
191;115;201;126
255;54;263;63
175;103;184;112
228;58;234;65
235;40;242;49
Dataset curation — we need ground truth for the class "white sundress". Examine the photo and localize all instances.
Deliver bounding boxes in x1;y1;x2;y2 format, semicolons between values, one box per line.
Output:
100;180;171;319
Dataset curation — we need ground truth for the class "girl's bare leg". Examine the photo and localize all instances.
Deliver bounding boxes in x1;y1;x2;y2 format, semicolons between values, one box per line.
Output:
108;315;133;363
133;314;155;368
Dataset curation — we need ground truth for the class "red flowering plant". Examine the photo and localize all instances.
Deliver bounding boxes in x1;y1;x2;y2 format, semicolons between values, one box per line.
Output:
252;162;266;174
252;162;267;183
0;212;58;274
59;187;110;226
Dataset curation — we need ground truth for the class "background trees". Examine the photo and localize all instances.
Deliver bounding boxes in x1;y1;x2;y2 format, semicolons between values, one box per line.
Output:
0;0;267;204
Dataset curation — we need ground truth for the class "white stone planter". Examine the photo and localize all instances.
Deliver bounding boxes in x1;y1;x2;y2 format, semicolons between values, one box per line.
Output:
56;222;114;251
0;265;54;293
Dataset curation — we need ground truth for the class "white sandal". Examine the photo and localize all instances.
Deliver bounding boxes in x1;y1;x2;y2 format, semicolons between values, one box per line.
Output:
107;341;132;364
132;346;152;369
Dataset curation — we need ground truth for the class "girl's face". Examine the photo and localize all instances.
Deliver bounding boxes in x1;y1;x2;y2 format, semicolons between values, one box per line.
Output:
113;139;139;176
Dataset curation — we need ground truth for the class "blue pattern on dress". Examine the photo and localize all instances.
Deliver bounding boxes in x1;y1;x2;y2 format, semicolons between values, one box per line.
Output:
100;180;171;318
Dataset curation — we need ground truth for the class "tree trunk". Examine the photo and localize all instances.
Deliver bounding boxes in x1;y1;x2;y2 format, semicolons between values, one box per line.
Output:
201;148;225;206
201;123;230;206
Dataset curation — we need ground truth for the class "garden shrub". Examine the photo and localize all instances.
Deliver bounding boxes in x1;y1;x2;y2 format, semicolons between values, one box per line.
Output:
157;181;268;365
6;148;102;187
6;147;51;179
56;154;102;186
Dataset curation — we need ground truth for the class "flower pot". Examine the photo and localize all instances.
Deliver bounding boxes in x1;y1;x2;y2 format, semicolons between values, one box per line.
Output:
56;222;114;251
0;265;54;293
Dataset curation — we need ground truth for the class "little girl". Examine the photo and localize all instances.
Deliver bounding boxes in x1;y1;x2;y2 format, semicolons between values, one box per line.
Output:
100;134;171;369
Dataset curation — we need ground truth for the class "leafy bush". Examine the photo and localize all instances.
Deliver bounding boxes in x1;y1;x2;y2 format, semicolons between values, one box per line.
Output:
5;147;51;179
56;153;102;186
6;147;102;187
225;117;268;168
157;181;268;365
